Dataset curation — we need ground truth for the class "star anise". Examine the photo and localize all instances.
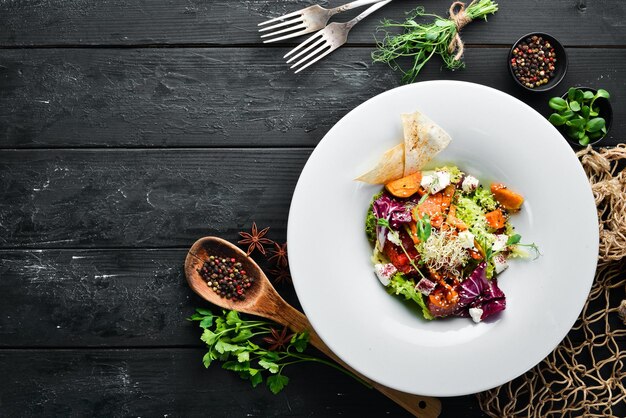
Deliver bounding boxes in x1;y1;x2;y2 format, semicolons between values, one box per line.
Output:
238;222;273;256
262;326;295;351
269;266;291;285
267;242;288;267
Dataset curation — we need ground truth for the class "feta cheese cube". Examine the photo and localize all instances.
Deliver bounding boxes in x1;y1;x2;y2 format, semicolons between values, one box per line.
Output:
420;171;450;194
433;171;451;192
492;234;509;252
415;278;437;296
469;307;484;323
420;174;434;192
461;175;479;193
374;263;397;286
387;230;402;247
457;230;475;249
493;253;509;274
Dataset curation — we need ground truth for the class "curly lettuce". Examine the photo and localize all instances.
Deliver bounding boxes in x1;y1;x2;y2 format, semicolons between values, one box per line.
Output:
387;273;434;320
455;188;501;278
473;186;498;212
365;192;383;243
365;210;377;243
455;195;494;246
434;165;463;183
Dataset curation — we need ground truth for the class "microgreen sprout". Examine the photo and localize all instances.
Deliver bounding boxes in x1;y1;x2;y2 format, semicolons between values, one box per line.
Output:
506;234;522;246
416;214;432;242
502;234;541;260
378;217;427;280
548;88;610;145
372;1;498;83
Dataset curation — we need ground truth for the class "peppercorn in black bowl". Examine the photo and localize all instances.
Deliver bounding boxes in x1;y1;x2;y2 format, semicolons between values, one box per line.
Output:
508;32;567;92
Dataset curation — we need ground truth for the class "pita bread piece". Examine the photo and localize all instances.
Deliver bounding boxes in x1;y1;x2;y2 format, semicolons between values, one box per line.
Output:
355;143;404;184
402;111;451;177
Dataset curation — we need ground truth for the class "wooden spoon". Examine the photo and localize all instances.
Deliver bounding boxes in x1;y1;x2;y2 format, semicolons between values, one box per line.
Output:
185;236;441;418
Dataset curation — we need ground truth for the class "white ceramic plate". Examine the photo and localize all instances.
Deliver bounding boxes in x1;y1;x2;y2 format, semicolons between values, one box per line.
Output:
287;81;598;397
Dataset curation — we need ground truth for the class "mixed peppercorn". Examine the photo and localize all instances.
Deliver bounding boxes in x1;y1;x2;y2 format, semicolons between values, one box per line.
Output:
510;35;557;89
200;256;255;301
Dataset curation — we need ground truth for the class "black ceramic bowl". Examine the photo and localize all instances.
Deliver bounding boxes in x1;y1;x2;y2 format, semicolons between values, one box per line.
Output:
558;87;613;147
508;32;568;92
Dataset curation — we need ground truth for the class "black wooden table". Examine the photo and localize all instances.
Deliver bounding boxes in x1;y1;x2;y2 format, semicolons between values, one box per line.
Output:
1;1;624;417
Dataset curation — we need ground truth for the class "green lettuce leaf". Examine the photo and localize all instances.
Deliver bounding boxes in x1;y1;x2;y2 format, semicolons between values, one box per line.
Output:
387;273;434;320
365;191;384;243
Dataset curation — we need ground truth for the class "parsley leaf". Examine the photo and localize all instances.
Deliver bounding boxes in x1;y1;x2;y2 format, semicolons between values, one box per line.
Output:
190;308;370;394
199;316;214;329
258;359;280;374
250;370;263;387
202;352;213;368
267;375;290;395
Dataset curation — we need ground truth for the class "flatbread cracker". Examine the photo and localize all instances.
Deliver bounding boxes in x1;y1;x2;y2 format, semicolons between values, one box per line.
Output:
355;143;404;184
355;111;451;184
402;111;451;177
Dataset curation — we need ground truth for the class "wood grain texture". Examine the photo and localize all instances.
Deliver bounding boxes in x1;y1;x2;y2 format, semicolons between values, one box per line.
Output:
1;249;617;348
0;149;309;248
0;248;307;347
185;237;442;418
1;1;623;416
0;249;201;346
0;48;624;148
1;0;625;46
0;348;486;418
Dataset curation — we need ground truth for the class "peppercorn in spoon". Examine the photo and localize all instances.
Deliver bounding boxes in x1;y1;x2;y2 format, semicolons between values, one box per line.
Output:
185;236;441;418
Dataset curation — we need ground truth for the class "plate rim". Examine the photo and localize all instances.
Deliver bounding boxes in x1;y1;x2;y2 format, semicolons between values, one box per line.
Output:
287;80;599;396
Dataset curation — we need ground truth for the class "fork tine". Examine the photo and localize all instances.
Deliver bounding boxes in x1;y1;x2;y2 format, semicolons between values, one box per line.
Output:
284;31;323;59
260;23;306;39
290;42;330;70
257;10;302;27
293;47;335;73
285;37;325;64
258;17;302;33
262;28;311;44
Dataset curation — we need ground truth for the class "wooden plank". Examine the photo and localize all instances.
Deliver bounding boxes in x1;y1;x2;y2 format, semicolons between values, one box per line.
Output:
0;48;624;148
1;249;618;347
0;149;308;248
1;0;624;46
0;249;303;347
0;348;487;417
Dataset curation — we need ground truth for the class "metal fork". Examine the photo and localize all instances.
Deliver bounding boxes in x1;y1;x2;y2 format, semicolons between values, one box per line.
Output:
258;0;386;43
284;0;391;73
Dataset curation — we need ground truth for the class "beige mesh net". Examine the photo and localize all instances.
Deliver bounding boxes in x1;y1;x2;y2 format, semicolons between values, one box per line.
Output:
478;145;626;417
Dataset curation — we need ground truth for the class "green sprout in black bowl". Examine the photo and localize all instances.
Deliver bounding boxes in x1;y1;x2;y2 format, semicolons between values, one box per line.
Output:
548;87;611;146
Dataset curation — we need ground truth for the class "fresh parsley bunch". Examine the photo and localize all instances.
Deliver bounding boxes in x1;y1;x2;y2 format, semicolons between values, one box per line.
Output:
188;308;366;394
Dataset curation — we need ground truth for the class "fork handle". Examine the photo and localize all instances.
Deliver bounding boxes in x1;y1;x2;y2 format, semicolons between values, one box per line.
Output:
329;0;389;16
345;0;393;29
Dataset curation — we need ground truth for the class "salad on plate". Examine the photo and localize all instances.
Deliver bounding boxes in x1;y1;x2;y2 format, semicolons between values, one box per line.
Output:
358;111;538;323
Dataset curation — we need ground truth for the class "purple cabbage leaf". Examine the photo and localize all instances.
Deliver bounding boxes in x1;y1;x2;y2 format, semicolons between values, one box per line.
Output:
372;194;412;248
458;262;487;306
480;279;506;320
456;262;507;321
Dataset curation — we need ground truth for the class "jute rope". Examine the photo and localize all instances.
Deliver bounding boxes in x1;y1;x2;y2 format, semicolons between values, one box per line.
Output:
478;145;626;417
579;144;626;263
448;1;474;61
